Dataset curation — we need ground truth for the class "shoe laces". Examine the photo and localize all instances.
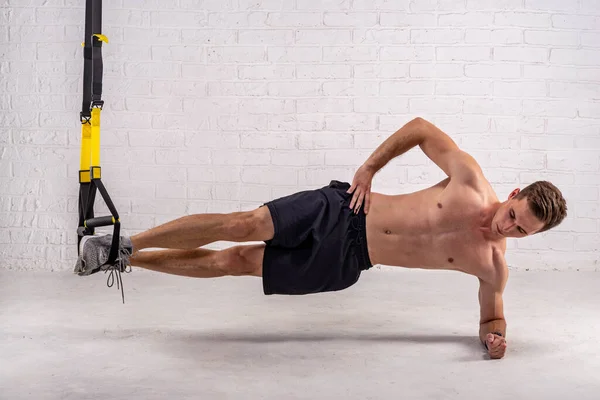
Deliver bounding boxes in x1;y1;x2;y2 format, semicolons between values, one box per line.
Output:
101;243;133;304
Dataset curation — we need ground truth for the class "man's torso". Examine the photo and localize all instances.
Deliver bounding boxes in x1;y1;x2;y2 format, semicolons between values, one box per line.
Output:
364;177;506;284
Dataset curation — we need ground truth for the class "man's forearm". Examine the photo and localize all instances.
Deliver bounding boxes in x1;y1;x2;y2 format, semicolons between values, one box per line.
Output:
479;319;507;345
363;118;426;173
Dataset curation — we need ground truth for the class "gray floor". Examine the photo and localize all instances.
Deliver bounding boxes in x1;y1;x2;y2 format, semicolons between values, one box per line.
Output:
1;268;599;400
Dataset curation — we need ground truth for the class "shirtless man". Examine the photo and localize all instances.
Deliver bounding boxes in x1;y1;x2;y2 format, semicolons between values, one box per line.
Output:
75;117;567;360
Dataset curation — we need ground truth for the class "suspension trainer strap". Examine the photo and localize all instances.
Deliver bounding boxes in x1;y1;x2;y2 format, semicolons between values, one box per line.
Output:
78;0;120;265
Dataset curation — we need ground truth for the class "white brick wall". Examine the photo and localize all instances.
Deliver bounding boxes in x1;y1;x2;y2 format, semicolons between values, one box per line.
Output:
1;0;599;271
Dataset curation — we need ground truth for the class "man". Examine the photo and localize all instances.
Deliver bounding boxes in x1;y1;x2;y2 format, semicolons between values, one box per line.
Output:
75;117;567;360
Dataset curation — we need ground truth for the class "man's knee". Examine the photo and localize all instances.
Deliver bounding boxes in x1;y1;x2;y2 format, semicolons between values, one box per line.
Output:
219;245;262;276
225;208;274;242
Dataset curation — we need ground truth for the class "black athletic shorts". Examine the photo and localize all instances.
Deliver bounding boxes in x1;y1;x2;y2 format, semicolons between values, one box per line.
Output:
261;180;373;295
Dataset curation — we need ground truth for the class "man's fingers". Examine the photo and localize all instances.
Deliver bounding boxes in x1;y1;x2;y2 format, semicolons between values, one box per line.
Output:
349;190;359;210
355;192;365;213
365;192;371;214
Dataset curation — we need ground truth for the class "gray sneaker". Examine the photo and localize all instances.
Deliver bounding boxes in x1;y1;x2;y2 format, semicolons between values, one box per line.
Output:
74;234;134;304
74;234;133;276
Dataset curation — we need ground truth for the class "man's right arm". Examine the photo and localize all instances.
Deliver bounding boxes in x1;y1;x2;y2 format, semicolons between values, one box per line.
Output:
363;117;483;184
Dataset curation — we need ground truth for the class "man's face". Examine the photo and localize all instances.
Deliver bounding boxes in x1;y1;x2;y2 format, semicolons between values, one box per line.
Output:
492;190;545;238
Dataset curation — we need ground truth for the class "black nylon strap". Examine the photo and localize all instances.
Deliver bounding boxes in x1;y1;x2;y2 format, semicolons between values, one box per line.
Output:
81;0;103;119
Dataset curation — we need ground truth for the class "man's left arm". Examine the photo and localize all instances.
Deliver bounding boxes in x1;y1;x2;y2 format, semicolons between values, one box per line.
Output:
478;278;508;359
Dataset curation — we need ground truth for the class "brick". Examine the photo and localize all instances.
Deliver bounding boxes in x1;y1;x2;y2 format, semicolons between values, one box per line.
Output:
380;80;435;96
380;13;437;27
217;115;268;131
355;97;409;114
438;12;494;27
188;166;240;182
323;81;379;96
581;0;600;13
525;30;579;47
324;12;378;27
238;99;295;115
297;98;353;113
184;98;240;116
380;46;435;61
323;46;378;61
238;65;295;80
552;14;600;30
325;114;377;131
410;63;464;78
436;80;492;96
581;32;600;48
211;149;270;165
241;132;296;149
266;12;322;27
353;0;410;9
152;114;209;130
355;28;409;44
208;12;268;27
237;0;295;10
437;46;491;61
410;98;463;114
208;81;267;96
242;167;297;185
356;63;410;78
494;47;548;63
298;0;350;10
411;29;463;44
521;135;575;150
296;64;352;79
578;102;600;119
150;11;206;28
465;28;522;44
182;64;236;80
269;114;324;131
207;46;265;63
298;132;354;149
547;119;600;135
495;12;550;28
551;49;600;66
466;0;522;9
296;29;352;44
523;100;578;118
464;99;521;116
549;82;600;99
181;29;237;44
271;150;324;166
268;46;321;62
494;81;547;97
180;0;236;10
465;63;520;78
547;151;599;172
268;81;321;96
239;29;294;45
523;65;600;81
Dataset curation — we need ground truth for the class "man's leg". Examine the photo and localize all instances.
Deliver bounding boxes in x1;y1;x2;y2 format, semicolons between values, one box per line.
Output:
75;207;274;276
130;206;275;253
129;244;265;278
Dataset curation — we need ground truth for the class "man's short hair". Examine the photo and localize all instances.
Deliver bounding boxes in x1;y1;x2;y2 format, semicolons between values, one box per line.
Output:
515;181;567;233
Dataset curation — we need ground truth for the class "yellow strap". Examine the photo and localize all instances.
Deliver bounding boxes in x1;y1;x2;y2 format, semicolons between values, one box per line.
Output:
79;123;92;182
91;107;101;170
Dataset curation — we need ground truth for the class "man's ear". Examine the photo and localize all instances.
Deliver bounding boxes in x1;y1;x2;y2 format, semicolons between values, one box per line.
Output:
508;188;520;199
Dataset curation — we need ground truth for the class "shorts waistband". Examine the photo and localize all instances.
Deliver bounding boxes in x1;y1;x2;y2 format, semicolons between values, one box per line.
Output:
349;207;373;271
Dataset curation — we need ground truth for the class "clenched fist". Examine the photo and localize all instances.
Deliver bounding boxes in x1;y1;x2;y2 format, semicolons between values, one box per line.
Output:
486;333;507;359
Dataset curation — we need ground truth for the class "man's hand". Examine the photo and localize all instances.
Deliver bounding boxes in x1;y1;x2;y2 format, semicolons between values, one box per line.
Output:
348;164;374;214
485;333;507;359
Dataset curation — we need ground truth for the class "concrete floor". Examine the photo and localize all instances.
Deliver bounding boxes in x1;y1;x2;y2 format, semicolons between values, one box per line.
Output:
1;268;599;400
